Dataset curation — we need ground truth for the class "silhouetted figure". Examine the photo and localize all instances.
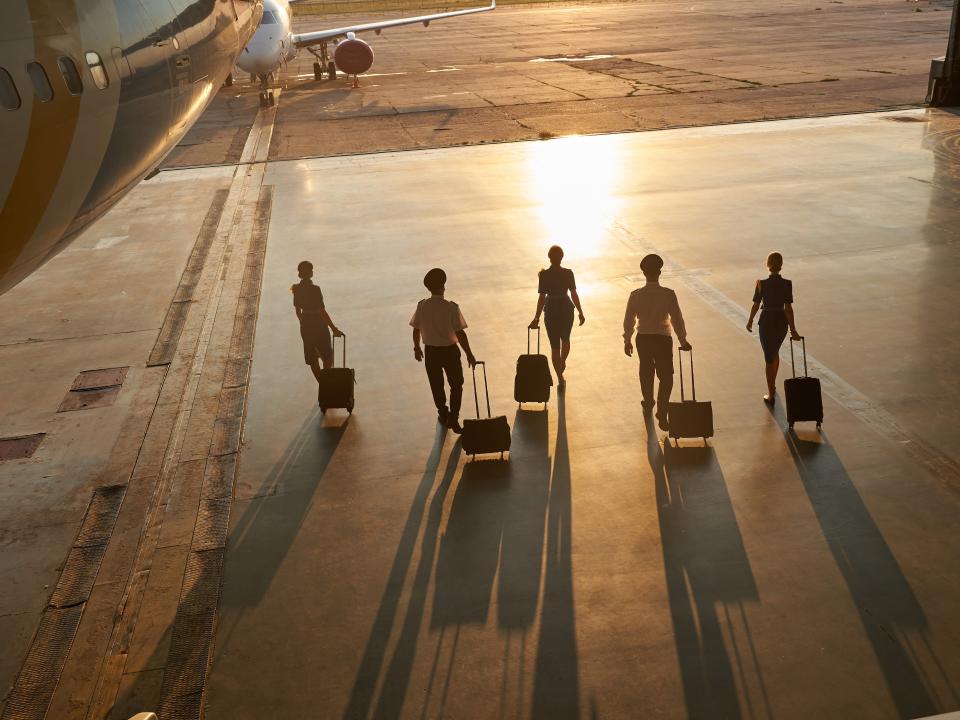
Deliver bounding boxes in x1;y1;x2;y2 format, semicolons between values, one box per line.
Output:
292;260;343;384
746;252;801;404
411;268;477;434
529;245;585;388
623;254;691;431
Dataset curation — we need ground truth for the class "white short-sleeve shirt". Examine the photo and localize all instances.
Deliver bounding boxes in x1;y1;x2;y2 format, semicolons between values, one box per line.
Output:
410;295;467;347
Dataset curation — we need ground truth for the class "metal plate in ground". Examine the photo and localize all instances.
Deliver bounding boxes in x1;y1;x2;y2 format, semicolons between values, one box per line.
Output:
0;605;84;720
57;386;122;413
70;366;129;391
0;433;45;461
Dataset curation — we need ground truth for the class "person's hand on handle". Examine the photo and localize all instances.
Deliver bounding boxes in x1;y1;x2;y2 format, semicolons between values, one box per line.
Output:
624;341;633;358
528;319;540;330
332;328;344;338
414;346;423;362
466;352;478;368
578;312;586;326
790;330;803;341
679;341;692;351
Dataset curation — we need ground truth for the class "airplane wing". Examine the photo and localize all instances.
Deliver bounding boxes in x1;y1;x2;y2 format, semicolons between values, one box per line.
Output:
292;1;495;48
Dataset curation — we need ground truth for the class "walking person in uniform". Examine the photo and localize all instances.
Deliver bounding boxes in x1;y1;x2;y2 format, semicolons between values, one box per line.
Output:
529;245;585;388
746;252;801;404
623;254;691;431
292;261;343;386
411;268;478;434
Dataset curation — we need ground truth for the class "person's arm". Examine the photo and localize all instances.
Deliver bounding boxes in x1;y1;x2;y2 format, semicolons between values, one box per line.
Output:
785;304;801;340
623;293;636;356
413;328;423;362
455;330;477;367
321;308;343;336
746;302;760;332
670;292;691;351
571;289;585;326
529;293;546;329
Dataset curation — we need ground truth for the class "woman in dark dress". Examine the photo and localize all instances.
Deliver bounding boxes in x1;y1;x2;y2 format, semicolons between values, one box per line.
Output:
529;245;585;388
746;252;801;404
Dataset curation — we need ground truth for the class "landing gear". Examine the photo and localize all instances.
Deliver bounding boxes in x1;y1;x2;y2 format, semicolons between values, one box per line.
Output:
224;72;233;88
257;73;276;108
258;90;275;107
308;43;337;81
351;74;359;88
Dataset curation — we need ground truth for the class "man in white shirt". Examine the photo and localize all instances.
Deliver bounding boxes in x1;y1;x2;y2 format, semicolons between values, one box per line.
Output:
411;268;477;434
623;254;692;431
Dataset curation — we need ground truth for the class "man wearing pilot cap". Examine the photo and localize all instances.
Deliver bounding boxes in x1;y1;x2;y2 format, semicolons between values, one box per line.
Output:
623;254;692;431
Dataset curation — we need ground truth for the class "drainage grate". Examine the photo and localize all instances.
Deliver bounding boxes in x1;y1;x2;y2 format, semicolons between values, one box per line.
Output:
0;433;45;461
58;367;129;413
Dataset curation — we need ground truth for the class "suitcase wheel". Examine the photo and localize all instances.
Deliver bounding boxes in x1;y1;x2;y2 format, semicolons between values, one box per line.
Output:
347;401;354;414
816;422;822;430
320;407;327;414
788;422;794;429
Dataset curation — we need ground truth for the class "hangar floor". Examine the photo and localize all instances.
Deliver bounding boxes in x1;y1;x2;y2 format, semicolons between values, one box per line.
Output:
166;0;954;166
1;104;959;719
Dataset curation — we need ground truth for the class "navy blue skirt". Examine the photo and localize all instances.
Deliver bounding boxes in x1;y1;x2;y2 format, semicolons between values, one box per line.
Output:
758;311;788;363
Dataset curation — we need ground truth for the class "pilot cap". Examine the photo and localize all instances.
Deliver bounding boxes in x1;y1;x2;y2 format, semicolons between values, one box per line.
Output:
640;254;664;273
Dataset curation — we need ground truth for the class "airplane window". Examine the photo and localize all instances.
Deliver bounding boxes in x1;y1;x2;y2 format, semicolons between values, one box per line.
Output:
57;56;83;95
0;67;20;110
85;51;109;90
262;10;278;24
26;62;53;102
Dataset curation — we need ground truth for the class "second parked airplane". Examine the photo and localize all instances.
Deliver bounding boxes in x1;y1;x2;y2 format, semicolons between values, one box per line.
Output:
237;0;495;102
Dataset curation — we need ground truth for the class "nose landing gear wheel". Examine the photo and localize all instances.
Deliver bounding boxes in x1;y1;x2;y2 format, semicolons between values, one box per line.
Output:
327;61;336;80
313;62;323;81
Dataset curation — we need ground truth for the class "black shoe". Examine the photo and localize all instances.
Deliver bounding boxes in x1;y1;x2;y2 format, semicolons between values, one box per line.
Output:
447;418;463;434
438;407;449;424
641;400;655;415
763;394;775;405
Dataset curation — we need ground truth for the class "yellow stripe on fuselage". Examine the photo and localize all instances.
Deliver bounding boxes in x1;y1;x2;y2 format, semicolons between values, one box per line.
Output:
0;0;82;282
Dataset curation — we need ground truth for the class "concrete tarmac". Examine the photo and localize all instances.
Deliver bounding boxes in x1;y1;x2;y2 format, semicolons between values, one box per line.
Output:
166;0;954;166
2;103;960;718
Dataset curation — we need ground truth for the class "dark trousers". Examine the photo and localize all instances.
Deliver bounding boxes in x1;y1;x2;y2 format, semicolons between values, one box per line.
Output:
636;334;674;411
425;345;464;418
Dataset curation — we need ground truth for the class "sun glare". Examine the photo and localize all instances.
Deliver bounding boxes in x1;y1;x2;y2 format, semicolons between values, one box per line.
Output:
525;134;623;261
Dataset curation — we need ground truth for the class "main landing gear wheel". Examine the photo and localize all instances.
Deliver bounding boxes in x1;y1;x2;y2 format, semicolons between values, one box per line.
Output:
327;61;336;80
259;91;275;108
313;62;323;81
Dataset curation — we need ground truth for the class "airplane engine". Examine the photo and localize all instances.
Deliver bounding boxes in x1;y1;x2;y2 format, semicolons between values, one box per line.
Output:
334;37;375;75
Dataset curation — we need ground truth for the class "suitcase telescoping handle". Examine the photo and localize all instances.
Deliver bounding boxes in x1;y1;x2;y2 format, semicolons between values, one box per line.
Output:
789;335;807;378
677;346;696;402
527;326;541;355
472;360;491;419
333;332;346;368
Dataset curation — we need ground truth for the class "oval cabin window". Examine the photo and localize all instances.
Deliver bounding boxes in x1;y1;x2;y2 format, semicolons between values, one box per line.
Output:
85;52;109;90
0;67;20;110
26;62;53;102
58;56;83;95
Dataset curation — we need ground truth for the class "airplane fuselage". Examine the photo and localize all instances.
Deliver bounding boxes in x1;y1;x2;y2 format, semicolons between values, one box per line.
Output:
0;0;262;293
237;0;296;78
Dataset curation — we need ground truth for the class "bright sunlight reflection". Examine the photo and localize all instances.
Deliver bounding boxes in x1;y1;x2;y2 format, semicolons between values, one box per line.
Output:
525;134;623;262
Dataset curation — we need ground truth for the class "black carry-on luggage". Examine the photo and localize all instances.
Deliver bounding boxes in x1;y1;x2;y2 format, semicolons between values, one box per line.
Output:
317;333;355;414
667;347;714;445
784;336;823;429
462;361;512;460
514;327;552;407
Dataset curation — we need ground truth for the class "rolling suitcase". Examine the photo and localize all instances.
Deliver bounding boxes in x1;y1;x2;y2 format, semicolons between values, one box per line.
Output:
784;336;823;429
462;361;511;460
514;327;552;407
667;347;714;445
317;333;355;414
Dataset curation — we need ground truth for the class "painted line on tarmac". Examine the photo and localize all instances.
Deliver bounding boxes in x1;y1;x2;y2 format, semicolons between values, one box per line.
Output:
613;222;960;489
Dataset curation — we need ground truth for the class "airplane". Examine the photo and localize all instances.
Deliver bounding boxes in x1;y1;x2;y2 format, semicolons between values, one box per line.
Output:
0;0;263;294
236;0;495;103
